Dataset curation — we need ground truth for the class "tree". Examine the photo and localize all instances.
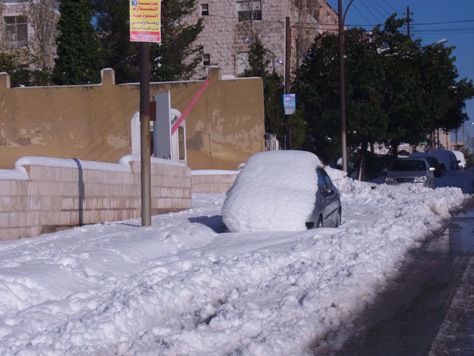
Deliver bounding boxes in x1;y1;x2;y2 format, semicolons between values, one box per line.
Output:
93;0;140;83
294;32;348;165
343;29;388;179
150;0;204;81
373;16;474;151
0;51;32;87
294;14;474;177
22;0;58;74
93;0;204;83
240;37;297;149
52;0;103;85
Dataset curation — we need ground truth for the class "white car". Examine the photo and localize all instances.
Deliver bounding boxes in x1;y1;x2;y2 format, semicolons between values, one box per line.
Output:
222;150;341;232
452;150;466;170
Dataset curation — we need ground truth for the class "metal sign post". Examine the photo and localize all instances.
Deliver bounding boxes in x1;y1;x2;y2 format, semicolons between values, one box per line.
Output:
139;43;152;226
130;0;161;226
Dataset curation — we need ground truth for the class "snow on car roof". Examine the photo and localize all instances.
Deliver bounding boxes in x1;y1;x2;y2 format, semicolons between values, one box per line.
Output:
222;150;324;232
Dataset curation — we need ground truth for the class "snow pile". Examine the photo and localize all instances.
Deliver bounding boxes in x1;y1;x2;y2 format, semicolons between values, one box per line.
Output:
0;165;471;355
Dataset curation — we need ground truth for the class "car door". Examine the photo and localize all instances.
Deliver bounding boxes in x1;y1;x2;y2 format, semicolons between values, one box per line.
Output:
316;168;340;226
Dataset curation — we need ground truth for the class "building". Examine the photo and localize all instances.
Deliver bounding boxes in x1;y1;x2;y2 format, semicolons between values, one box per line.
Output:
1;0;29;50
0;0;59;71
187;0;338;79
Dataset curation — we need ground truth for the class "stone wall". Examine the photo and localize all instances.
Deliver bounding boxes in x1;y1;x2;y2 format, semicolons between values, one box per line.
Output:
0;156;191;241
188;0;338;78
192;170;239;194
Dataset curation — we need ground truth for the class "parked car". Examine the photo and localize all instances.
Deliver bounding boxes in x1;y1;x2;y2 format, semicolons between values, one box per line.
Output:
410;152;445;177
385;157;435;188
427;149;459;170
222;150;341;232
452;150;466;170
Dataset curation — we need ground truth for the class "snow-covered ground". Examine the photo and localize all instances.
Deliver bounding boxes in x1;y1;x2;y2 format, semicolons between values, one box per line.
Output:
0;167;473;355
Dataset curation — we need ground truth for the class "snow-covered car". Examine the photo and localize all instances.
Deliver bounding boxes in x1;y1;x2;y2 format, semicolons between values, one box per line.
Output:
385;157;435;188
222;150;341;232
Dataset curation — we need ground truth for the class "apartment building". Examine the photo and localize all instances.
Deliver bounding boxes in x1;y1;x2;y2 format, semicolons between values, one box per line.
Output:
187;0;338;79
0;0;58;70
1;0;29;49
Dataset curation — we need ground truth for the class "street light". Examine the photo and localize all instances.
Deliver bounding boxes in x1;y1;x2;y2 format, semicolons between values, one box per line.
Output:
338;0;355;172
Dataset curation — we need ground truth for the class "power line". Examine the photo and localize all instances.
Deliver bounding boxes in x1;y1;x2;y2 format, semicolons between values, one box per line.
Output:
353;0;387;25
413;19;474;26
364;0;392;21
199;10;474;39
412;27;474;35
381;0;404;14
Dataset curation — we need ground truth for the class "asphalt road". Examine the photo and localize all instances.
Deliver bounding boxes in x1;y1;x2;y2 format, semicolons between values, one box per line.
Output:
312;198;474;355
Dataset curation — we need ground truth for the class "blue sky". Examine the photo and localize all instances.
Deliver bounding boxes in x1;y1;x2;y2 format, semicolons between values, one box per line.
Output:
327;0;474;144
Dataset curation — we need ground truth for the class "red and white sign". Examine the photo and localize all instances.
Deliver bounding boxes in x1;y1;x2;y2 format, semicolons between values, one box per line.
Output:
130;0;161;43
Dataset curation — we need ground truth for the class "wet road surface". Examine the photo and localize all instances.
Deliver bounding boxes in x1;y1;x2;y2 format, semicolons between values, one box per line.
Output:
312;198;474;355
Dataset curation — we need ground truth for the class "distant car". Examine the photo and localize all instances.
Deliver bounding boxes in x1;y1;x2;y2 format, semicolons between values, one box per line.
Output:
428;149;459;170
410;152;445;177
222;150;342;232
423;156;445;177
452;150;466;170
385;157;435;188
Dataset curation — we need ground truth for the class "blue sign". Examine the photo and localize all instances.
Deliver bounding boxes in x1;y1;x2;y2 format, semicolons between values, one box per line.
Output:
283;94;296;115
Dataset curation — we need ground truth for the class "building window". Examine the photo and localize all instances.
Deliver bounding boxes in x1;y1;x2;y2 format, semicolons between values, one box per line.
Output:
237;1;262;22
203;53;211;66
4;16;28;48
201;4;209;16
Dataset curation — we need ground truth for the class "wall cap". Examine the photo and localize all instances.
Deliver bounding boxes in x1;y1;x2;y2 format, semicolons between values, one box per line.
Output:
0;72;11;90
101;68;116;86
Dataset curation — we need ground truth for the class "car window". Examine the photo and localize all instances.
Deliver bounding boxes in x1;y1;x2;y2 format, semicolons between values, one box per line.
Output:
390;160;427;171
317;168;333;192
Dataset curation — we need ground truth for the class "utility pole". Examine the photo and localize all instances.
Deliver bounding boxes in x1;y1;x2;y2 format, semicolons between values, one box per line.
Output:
338;0;355;172
139;42;152;227
406;6;412;37
285;16;291;150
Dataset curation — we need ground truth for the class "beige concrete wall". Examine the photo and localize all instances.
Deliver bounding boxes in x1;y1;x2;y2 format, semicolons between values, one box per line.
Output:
0;67;265;171
0;156;191;241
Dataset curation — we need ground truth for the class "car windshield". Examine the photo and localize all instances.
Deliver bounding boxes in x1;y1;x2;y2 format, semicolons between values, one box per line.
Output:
424;157;437;166
390;160;426;171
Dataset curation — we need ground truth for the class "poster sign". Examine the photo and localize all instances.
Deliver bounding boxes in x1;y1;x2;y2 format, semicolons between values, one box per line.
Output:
283;94;296;115
130;0;161;43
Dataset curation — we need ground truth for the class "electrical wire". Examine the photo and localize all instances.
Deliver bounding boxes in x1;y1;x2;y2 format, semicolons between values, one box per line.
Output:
198;7;474;38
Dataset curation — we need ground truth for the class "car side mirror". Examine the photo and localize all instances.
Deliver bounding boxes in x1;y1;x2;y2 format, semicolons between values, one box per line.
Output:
321;185;334;196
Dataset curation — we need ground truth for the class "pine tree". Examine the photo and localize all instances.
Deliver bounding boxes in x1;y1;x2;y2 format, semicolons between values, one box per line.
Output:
52;0;103;85
93;0;139;83
151;0;204;82
93;0;203;83
240;38;291;148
